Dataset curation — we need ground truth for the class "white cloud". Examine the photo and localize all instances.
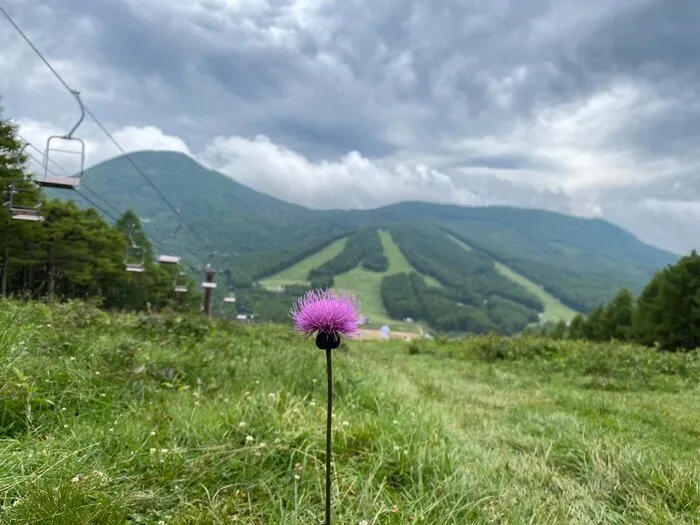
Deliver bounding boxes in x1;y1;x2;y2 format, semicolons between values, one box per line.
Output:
16;119;479;211
441;78;694;197
199;134;483;209
15;118;191;177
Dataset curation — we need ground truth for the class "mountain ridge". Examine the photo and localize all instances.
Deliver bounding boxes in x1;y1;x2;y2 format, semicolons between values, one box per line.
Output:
49;150;677;322
76;150;675;257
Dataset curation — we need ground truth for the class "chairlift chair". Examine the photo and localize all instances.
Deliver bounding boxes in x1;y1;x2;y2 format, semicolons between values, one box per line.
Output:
156;253;189;292
173;270;189;293
158;255;181;265
8;205;43;222
124;242;146;273
3;183;44;222
38;90;86;190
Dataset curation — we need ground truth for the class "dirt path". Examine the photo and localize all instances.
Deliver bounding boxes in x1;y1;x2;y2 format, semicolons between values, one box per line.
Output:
357;328;422;341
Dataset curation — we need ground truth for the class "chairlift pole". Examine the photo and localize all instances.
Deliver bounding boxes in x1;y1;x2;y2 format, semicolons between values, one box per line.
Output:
202;265;217;316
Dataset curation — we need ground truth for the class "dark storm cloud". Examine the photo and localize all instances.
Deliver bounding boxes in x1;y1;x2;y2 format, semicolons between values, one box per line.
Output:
463;154;558;172
563;0;700;162
577;0;700;80
3;0;700;252
270;118;398;159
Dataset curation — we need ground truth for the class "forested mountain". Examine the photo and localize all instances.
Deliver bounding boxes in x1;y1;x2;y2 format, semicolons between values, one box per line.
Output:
57;150;675;310
3;114;679;333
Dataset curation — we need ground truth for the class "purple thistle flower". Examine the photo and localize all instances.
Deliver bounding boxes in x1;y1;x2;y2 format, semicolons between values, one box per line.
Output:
290;289;360;350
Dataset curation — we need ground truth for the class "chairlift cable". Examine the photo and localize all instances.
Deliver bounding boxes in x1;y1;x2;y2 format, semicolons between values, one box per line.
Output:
1;6;214;253
18;135;124;220
12;142;198;291
19;136;194;267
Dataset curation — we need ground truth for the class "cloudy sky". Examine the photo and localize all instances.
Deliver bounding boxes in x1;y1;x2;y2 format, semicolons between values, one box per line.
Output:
2;0;699;254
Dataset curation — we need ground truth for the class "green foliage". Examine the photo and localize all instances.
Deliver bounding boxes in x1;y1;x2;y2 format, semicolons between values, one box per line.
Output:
230;234;346;285
234;286;298;324
443;222;667;312
552;251;700;352
310;276;334;289
308;228;388;279
433;333;700;392
633;250;700;350
380;272;422;320
391;225;543;309
379;227;542;334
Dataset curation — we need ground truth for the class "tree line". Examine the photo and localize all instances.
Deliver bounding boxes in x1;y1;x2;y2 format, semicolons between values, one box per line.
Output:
539;251;700;351
1;114;198;311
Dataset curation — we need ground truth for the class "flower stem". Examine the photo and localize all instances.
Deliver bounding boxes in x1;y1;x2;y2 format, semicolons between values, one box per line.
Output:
325;347;333;525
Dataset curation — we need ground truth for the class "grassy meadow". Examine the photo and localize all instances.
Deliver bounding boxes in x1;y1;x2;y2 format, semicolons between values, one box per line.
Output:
1;300;700;524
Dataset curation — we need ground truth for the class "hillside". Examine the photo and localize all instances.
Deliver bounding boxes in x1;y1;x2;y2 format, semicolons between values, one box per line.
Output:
260;230;442;331
446;234;579;324
3;301;700;523
54;150;677;325
256;227;577;333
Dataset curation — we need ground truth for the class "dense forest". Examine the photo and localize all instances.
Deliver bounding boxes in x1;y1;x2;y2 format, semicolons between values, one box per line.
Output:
533;251;700;351
443;225;654;312
380;226;543;334
0;115;198;312
233;224;546;334
308;228;389;278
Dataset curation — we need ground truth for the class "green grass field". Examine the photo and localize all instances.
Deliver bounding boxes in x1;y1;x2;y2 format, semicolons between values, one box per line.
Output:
333;231;439;330
262;231;438;331
260;238;347;290
3;301;700;524
447;234;579;323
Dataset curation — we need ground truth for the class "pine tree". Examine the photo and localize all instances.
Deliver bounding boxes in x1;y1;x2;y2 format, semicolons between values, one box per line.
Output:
634;251;700;351
602;288;634;341
0;113;44;297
